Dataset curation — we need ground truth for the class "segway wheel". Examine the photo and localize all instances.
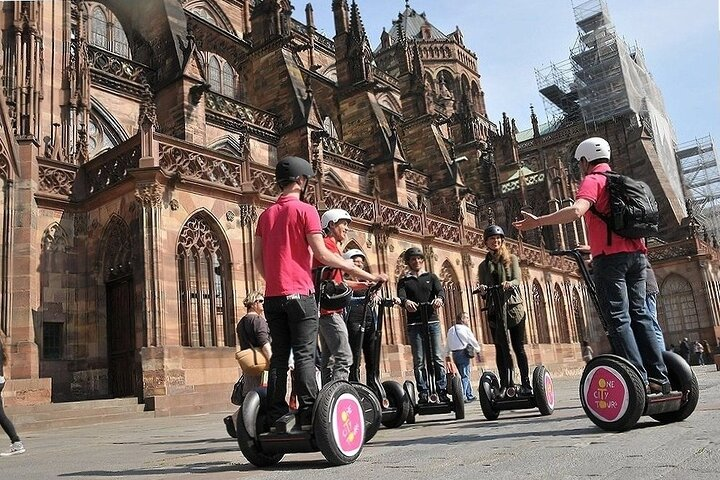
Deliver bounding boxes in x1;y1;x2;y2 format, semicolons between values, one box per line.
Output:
450;374;465;420
650;350;699;424
236;390;284;467
579;355;646;432
403;380;417;424
313;381;365;466
380;380;410;428
532;365;555;416
351;382;382;442
478;372;500;421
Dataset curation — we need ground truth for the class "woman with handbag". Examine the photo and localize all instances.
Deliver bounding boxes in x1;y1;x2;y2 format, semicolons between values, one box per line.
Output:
476;225;532;397
236;291;272;396
445;312;482;402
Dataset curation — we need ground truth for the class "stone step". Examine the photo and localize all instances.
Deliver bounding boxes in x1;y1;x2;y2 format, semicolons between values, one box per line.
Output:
6;396;142;414
5;398;152;432
146;385;235;417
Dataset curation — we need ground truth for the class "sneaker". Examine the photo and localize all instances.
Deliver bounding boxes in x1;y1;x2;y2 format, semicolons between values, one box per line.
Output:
438;390;450;403
418;391;429;404
465;397;476;404
0;442;25;456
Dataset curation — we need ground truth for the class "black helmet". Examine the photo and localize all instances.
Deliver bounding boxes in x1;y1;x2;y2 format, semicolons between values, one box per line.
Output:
484;225;505;240
275;156;315;187
403;246;424;264
319;281;353;310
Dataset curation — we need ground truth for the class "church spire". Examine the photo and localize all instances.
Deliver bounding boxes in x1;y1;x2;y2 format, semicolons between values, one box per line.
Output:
349;0;367;42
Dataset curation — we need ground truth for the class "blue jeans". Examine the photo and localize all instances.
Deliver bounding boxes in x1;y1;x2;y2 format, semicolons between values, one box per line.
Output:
264;294;319;424
451;350;474;399
593;252;668;384
646;293;666;351
407;322;447;392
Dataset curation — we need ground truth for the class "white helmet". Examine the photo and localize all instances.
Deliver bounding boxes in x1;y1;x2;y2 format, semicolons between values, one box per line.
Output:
343;248;366;260
321;209;352;229
574;137;611;163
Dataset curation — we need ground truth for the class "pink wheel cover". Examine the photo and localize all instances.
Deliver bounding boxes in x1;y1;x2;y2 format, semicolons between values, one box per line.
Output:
582;365;630;422
544;371;555;410
331;393;364;456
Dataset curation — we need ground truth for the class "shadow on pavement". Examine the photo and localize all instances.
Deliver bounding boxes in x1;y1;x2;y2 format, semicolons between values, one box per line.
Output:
58;462;243;477
369;425;599;447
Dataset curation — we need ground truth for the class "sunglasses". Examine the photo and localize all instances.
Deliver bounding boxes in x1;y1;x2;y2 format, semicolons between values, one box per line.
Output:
256;299;264;304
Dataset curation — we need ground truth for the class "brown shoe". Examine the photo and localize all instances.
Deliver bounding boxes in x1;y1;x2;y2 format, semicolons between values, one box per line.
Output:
647;380;671;395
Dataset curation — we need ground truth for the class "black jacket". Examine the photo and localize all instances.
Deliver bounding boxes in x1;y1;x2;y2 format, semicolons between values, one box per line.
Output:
397;272;445;325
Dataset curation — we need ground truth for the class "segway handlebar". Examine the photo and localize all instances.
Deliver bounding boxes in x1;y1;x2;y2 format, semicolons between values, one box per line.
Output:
363;280;384;300
471;284;504;295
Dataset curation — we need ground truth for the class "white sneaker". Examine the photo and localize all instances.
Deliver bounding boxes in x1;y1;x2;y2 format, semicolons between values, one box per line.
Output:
0;441;25;456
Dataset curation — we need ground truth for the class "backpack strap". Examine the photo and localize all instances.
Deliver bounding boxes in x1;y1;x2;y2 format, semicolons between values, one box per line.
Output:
586;171;613;246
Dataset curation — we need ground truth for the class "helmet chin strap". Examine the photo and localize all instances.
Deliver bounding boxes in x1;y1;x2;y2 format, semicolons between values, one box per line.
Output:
299;177;309;202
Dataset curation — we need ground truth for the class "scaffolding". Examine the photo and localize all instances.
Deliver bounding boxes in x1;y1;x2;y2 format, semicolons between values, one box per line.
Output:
534;59;579;125
535;0;684;209
677;136;720;236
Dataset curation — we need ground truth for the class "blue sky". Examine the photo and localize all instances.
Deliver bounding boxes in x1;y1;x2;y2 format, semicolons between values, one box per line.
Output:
299;0;719;148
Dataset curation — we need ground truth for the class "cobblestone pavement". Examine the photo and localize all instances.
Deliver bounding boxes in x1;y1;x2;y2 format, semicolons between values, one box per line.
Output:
4;366;719;480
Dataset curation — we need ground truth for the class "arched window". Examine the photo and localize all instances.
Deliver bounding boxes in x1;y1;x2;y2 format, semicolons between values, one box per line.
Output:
111;22;129;57
322;116;339;138
88;3;130;58
222;62;236;98
204;53;239;100
208;57;221;92
554;283;571;343
90;7;109;49
177;213;234;347
533;280;551;344
658;275;699;336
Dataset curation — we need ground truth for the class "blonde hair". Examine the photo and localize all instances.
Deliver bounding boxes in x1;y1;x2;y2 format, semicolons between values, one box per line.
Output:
489;240;512;269
243;291;264;308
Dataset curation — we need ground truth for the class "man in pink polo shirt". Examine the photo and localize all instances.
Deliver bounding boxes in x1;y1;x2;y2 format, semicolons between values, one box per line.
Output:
253;156;386;432
513;137;669;394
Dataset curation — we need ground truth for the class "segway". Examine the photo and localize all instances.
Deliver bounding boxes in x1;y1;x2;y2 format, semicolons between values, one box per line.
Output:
403;302;465;423
475;285;555;420
314;266;382;443
348;283;410;429
550;249;699;432
235;380;368;467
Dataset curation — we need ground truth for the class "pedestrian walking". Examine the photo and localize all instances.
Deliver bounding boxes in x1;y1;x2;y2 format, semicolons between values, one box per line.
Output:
0;335;25;456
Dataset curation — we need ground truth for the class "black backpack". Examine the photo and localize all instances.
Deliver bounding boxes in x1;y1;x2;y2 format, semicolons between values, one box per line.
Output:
588;171;659;242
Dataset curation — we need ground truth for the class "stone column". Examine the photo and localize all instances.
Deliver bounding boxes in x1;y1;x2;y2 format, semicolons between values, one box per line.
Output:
135;181;164;347
11;137;40;379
